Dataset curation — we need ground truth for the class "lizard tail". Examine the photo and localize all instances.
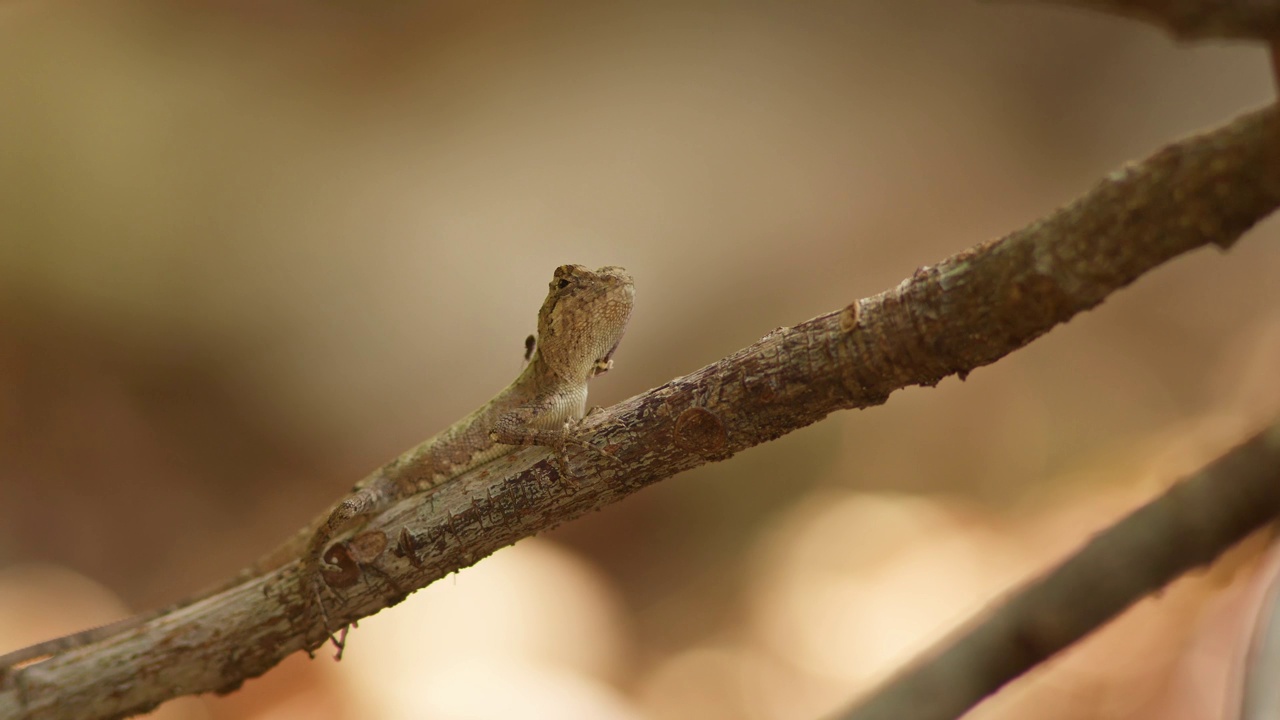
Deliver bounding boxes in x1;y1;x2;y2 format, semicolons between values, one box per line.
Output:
0;612;161;670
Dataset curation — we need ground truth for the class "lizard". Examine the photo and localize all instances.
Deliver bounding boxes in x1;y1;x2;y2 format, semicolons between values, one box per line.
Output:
0;263;635;671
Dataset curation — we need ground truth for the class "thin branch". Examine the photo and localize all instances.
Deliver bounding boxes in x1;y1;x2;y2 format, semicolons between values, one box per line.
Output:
834;419;1280;720
1018;0;1280;42
1;105;1278;720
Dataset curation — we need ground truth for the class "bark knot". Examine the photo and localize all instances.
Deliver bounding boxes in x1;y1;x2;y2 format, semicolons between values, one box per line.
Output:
674;407;727;455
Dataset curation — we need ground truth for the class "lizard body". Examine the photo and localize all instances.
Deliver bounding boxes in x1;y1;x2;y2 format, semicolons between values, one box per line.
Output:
0;264;634;670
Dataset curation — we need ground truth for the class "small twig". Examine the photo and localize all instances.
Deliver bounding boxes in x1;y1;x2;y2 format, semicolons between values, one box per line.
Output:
834;420;1280;720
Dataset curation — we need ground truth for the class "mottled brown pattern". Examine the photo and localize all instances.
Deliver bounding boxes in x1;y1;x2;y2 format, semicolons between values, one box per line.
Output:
0;264;635;670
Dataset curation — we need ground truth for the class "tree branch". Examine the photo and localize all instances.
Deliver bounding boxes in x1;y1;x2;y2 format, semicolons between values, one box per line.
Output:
834;419;1280;720
1018;0;1280;42
2;104;1278;720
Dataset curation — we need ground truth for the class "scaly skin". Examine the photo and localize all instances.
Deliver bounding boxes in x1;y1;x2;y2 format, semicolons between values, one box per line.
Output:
0;264;635;669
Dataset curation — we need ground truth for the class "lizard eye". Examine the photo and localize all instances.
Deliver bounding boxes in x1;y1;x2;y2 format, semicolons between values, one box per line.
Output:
556;278;571;290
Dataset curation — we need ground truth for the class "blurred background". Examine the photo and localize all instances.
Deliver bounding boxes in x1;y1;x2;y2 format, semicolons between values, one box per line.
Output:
1;1;1278;718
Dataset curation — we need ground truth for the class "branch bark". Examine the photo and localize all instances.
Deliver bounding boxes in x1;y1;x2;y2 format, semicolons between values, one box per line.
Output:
1;105;1278;720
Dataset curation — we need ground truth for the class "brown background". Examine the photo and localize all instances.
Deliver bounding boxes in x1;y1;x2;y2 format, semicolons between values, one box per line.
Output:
1;2;1278;718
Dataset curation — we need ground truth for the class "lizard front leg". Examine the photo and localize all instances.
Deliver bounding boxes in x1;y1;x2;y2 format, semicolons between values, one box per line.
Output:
489;398;619;474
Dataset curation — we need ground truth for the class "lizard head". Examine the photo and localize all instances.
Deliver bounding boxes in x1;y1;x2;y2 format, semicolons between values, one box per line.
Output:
536;264;635;381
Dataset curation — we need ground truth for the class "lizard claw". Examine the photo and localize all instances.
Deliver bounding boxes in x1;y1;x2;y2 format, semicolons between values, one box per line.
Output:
307;574;351;660
305;542;363;660
549;421;624;477
329;626;350;660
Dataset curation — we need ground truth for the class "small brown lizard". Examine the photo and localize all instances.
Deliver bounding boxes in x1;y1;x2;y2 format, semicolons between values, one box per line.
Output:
0;264;634;669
